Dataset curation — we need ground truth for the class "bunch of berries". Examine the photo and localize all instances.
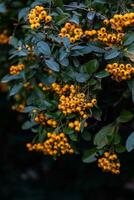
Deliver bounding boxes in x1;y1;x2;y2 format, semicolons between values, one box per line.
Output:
68;120;88;132
9;64;25;75
28;5;52;29
34;112;57;128
98;152;120;174
106;63;134;81
58;89;97;118
97;27;124;46
59;22;83;43
26;132;74;156
104;13;134;32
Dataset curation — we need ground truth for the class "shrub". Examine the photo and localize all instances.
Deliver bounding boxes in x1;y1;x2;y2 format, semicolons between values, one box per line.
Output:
2;0;134;174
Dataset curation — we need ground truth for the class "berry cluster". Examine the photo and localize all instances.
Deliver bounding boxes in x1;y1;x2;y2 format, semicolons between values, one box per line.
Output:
58;90;97;118
68;120;88;132
59;22;83;43
0;32;9;44
28;5;52;29
105;13;134;32
97;27;124;46
38;82;50;91
26;132;74;156
106;63;134;82
34;112;57;128
98;152;120;174
9;64;25;75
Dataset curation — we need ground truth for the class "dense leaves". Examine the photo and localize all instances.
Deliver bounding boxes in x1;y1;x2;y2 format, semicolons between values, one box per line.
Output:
1;0;134;173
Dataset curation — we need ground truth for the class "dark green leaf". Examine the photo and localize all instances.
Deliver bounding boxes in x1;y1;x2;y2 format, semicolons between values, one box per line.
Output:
95;70;109;78
9;83;23;96
83;59;99;74
70;14;79;25
126;132;134;152
22;121;37;130
55;13;70;25
45;58;60;72
117;110;133;123
75;72;90;83
82;148;97;163
1;74;21;83
37;41;51;56
81;131;91;141
18;8;29;21
23;106;37;113
0;3;6;13
124;32;134;46
94;123;115;149
105;48;120;60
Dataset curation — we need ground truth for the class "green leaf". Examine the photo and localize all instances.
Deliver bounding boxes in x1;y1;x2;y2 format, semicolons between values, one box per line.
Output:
92;106;102;121
95;70;109;78
81;131;91;141
105;48;120;60
18;8;29;21
70;14;79;25
37;41;51;57
123;32;134;46
126;132;134;152
0;3;6;13
113;132;121;145
83;59;99;74
9;36;18;48
117;110;133;123
65;128;75;135
115;145;126;153
55;13;70;25
1;74;21;83
88;44;105;53
23;106;37;113
45;58;60;72
127;43;134;52
75;72;90;83
69;133;78;141
9;83;23;96
87;11;96;22
22;121;37;130
82;148;97;163
80;119;87;133
94;123;115;149
53;0;64;7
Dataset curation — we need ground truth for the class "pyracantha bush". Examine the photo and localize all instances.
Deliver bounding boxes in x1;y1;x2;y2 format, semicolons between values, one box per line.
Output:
2;0;134;175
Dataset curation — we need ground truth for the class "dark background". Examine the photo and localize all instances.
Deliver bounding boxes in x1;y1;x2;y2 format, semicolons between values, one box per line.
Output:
0;94;134;200
0;0;134;199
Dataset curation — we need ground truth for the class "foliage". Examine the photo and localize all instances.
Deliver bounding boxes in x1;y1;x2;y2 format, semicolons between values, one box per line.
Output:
1;0;134;174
